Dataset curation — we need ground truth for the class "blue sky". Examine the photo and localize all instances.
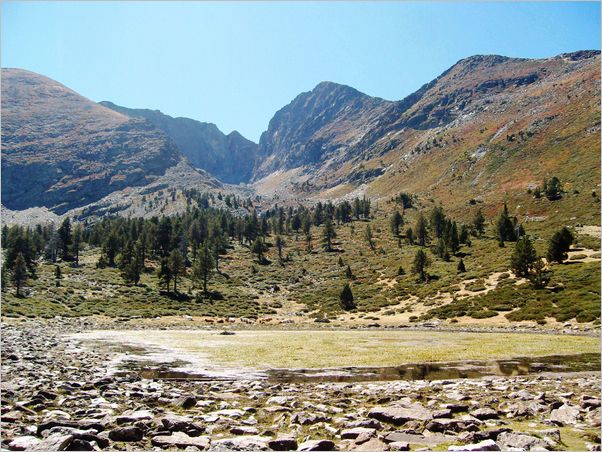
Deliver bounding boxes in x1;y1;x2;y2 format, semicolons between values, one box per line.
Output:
2;2;600;142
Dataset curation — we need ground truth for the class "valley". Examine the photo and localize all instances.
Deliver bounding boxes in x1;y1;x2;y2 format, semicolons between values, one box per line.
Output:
1;48;600;452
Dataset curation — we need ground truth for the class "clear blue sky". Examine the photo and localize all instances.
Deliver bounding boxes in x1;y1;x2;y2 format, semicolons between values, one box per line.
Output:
2;2;600;142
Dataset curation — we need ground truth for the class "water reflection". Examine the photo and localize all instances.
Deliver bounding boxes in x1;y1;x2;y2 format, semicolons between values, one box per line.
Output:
126;353;599;383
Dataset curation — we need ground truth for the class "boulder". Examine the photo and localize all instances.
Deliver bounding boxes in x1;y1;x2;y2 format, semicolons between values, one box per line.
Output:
448;439;501;451
151;432;211;449
470;408;499;420
549;404;580;426
28;433;74;451
497;432;548;450
174;395;198;409
368;403;433;425
108;426;143;442
268;436;298;451
116;410;153;424
8;436;42;451
297;439;336;451
340;427;376;440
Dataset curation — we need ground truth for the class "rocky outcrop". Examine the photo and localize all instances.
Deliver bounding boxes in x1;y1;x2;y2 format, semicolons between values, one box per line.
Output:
100;101;259;184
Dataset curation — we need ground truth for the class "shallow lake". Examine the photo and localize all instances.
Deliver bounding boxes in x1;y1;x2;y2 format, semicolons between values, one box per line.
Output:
70;329;600;383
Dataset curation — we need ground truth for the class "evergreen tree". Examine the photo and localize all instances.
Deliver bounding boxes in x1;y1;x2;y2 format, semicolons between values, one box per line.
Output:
472;209;486;237
54;265;62;287
415;213;429;246
457;259;466;273
496;203;517;246
275;235;285;262
102;231;120;267
11;252;28;297
338;256;344;267
57;218;73;261
169;249;185;293
322;218;336;252
547;227;574;264
340;283;356;310
543;176;563;201
157;257;172;292
510;235;537;277
251;237;266;262
72;225;82;267
430;206;446;238
192;244;214;293
405;227;415;245
411;249;430;282
365;224;375;250
529;259;552;289
390;211;404;238
345;265;353;279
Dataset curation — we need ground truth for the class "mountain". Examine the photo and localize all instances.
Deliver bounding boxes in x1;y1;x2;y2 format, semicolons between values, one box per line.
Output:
1;68;220;215
253;51;601;213
100;102;259;184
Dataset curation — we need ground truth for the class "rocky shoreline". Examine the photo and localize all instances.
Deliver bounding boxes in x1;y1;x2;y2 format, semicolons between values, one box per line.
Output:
1;318;600;451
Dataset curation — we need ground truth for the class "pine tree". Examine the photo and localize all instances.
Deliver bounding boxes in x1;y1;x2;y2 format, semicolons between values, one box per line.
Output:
169;249;185;293
251;237;266;262
338;256;344;267
157;257;172;292
54;265;62;287
340;283;356;310
547;227;574;264
543;176;563;201
365;224;375;250
57;218;73;261
430;206;446;238
472;209;486;237
510;235;537;277
496;203;517;246
192;244;214;293
529;259;552;289
72;225;82;267
415;213;429;246
345;265;353;279
411;249;430;282
275;235;285;262
11;252;28;297
390;211;404;238
405;227;415;245
322;218;336;252
457;259;466;273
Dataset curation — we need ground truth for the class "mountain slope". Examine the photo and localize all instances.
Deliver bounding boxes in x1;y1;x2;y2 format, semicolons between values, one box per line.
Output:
252;51;601;222
0;68;215;214
100;102;259;184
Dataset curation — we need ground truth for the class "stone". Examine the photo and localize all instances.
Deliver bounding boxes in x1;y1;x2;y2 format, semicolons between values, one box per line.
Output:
211;435;269;450
368;403;433;425
355;438;387;450
28;433;74;451
426;417;479;433
162;415;204;435
388;442;410;451
549;404;580;426
448;439;501;451
175;395;198;409
231;425;260;435
297;439;336;451
268;436;298;451
108;426;143;442
383;432;455;446
497;432;548;450
8;435;42;451
151;432;211;449
116;409;153;424
340;427;376;440
470;408;499;420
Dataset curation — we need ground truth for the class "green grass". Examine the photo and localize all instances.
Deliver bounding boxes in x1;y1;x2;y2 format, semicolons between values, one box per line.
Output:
71;329;600;369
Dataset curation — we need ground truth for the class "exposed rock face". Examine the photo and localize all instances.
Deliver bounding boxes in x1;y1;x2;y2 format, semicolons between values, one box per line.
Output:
254;81;392;179
100;101;259;184
1;69;185;214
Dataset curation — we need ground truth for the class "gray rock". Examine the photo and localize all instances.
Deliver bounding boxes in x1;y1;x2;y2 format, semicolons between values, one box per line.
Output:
211;435;269;450
28;433;74;451
388;442;410;451
175;395;198;409
368;403;433;425
116;409;153;424
162;415;204;435
470;408;499;420
152;432;211;449
108;426;143;442
340;427;376;440
231;426;260;435
448;439;501;451
267;436;298;451
549;404;580;426
8;436;41;451
497;432;548;450
297;439;336;451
